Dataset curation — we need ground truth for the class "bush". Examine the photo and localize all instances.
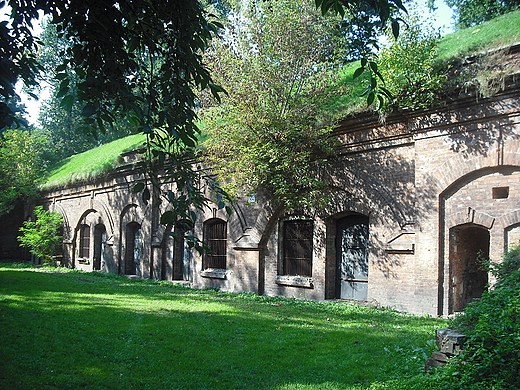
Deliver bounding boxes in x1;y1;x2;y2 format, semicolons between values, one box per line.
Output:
378;15;447;111
448;245;520;389
18;206;63;265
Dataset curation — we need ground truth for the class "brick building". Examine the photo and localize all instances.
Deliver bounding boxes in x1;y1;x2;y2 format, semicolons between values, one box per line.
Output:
23;55;520;316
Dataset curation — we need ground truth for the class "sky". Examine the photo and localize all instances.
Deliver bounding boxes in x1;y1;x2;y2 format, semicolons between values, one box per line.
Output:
417;0;456;35
18;0;456;125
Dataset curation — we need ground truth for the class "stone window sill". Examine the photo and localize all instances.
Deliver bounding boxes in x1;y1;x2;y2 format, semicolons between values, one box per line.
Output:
200;268;227;279
276;275;313;288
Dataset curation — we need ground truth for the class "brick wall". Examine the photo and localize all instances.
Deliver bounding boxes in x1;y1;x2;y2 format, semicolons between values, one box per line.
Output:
15;72;518;316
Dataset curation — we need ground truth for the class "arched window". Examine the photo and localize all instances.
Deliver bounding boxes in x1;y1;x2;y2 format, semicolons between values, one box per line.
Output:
281;219;313;277
78;224;90;258
203;219;227;270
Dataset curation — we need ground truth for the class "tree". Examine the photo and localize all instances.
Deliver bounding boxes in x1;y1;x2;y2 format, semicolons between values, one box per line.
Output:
445;0;520;28
1;0;404;133
377;13;446;111
201;0;347;209
1;0;228;234
1;0;405;232
0;128;48;215
36;20;137;163
18;205;63;265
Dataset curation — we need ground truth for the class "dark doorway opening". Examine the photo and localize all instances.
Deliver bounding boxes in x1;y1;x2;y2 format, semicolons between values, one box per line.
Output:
162;226;189;281
93;224;106;271
336;214;369;300
125;222;142;275
449;224;489;313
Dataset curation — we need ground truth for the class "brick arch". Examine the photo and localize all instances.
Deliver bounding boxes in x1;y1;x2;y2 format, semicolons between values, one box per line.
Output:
499;209;520;230
90;199;115;243
327;166;412;229
446;207;495;230
50;202;72;243
436;154;520;316
120;203;147;226
434;139;520;196
74;209;98;234
70;208;106;268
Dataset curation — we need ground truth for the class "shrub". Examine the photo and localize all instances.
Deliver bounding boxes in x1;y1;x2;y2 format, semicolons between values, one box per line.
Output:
448;245;520;389
18;206;63;265
378;15;447;111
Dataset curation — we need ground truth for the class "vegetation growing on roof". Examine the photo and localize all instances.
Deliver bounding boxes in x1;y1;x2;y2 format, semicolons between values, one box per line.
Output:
435;9;520;62
39;11;520;194
41;133;146;190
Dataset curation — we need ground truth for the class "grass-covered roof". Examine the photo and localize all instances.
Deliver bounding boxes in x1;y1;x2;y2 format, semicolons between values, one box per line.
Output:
40;10;520;191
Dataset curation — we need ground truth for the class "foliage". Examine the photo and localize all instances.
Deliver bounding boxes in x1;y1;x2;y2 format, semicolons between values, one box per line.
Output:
377;14;447;111
0;128;48;215
135;129;232;253
201;0;347;209
17;206;63;264
0;264;446;389
1;0;406;239
445;0;520;28
36;20;137;163
315;0;406;107
446;245;520;389
1;0;222;143
0;0;404;134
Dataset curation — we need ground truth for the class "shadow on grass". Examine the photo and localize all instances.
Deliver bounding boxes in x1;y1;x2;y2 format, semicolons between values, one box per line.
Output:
0;267;445;390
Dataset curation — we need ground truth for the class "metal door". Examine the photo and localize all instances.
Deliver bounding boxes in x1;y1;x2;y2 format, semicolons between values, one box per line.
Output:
336;215;369;300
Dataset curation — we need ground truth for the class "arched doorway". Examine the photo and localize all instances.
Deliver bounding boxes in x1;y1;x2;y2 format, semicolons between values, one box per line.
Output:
161;224;191;282
336;214;369;300
93;224;106;271
125;222;142;275
449;224;489;313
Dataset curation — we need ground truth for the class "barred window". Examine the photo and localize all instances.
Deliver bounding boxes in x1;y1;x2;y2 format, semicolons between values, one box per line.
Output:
282;220;313;277
203;219;227;270
79;224;90;258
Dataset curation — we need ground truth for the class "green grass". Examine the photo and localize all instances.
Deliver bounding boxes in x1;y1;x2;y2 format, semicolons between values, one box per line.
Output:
41;133;147;190
0;264;447;390
435;10;520;63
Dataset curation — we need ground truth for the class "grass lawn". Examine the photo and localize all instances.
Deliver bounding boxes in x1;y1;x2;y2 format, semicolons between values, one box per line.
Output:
0;264;446;390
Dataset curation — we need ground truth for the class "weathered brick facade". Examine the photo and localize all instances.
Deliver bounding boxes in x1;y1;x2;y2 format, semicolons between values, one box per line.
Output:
28;69;520;316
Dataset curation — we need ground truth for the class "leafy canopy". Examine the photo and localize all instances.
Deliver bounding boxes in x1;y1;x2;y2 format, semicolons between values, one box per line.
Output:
201;0;349;209
1;0;405;232
0;128;48;215
445;0;520;28
36;19;138;164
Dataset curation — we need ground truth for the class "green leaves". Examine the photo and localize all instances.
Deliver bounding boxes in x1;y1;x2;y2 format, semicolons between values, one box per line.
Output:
377;13;445;111
18;206;63;264
0;129;47;215
202;0;343;209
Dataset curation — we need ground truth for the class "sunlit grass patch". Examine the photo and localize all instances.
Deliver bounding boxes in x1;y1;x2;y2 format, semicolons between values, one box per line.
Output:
0;264;446;390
